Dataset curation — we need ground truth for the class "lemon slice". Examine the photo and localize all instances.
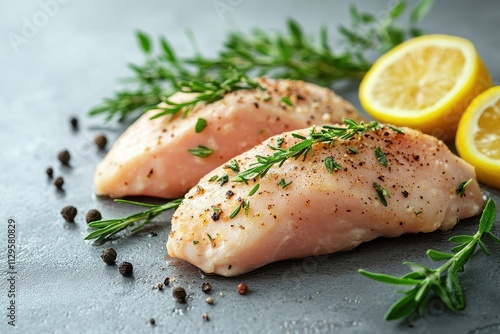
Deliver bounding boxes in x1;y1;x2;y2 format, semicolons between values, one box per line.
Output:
456;86;500;189
359;34;492;140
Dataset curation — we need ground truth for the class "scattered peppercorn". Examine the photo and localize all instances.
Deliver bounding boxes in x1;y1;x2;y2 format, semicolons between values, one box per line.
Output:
172;286;186;302
148;231;158;237
70;117;78;130
237;283;248;295
54;176;64;189
118;262;133;277
100;248;117;265
94;134;108;150
201;282;212;293
205;297;214;305
86;209;102;224
156;282;164;290
164;277;170;286
61;205;77;222
202;313;209;321
58;150;71;166
46;167;53;178
149;318;156;326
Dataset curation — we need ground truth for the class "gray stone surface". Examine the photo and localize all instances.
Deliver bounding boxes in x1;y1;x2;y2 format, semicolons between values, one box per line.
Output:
1;0;500;333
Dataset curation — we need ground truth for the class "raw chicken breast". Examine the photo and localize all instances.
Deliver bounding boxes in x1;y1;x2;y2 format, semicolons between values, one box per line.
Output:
94;78;361;198
167;124;484;277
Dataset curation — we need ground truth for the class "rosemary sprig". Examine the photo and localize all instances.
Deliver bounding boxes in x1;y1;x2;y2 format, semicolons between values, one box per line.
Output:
359;198;500;321
234;118;380;183
84;198;183;241
89;0;433;122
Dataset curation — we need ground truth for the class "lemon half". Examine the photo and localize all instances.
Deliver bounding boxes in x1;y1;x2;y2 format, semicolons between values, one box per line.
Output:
359;34;492;141
456;86;500;189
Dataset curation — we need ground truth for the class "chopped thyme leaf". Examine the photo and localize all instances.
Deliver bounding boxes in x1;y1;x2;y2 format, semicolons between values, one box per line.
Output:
348;146;358;154
225;159;240;173
208;175;218;182
387;124;405;134
229;205;241;219
456;179;473;198
414;210;423;216
212;206;221;215
188;145;213;158
373;182;390;207
217;174;229;186
243;199;250;215
281;96;293;106
325;156;342;173
277;137;284;147
375;147;388;167
248;183;260;196
278;178;293;189
195;118;207;133
206;233;214;241
193;240;199;245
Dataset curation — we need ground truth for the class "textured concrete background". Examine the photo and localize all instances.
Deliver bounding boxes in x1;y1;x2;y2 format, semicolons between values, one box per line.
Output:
1;0;500;333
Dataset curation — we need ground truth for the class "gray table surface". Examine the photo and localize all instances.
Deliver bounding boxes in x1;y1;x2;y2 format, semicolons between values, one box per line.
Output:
1;1;500;333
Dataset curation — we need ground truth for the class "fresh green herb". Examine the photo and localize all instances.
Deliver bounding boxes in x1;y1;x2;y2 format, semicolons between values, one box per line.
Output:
234;118;380;183
193;240;199;245
212;206;221;215
243;199;250;215
89;1;432;122
206;233;214;241
225;159;240;173
324;156;342;173
375;147;388;167
359;198;499;321
248;183;260;196
276;137;284;148
281;96;293;106
456;179;473;198
84;198;183;241
217;174;229;186
195;118;207;133
278;178;293;189
373;182;390;207
150;67;264;120
208;175;218;182
188;145;213;158
387;124;405;134
229;205;241;219
348;146;358;154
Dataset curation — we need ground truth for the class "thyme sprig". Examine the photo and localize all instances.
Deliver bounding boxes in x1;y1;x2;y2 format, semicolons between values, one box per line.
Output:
89;0;433;122
84;198;183;241
359;198;500;321
234;118;380;183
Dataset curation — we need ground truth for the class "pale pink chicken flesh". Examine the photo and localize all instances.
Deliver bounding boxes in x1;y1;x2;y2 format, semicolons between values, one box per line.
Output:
167;124;484;277
94;78;361;198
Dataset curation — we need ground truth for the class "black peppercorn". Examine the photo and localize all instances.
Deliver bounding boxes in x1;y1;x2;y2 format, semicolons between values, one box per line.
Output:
70;117;78;130
94;135;107;150
172;286;186;302
202;313;209;321
86;209;102;224
58;150;71;166
201;282;212;293
149;318;155;326
54;176;64;189
101;248;117;265
163;277;170;286
61;205;77;222
46;167;53;178
119;262;133;277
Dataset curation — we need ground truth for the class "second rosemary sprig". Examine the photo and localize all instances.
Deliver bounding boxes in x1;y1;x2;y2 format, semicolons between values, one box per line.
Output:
85;198;183;241
359;198;500;321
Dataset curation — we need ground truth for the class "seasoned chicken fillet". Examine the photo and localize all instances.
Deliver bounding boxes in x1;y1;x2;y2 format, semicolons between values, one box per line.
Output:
94;78;361;198
167;125;484;277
